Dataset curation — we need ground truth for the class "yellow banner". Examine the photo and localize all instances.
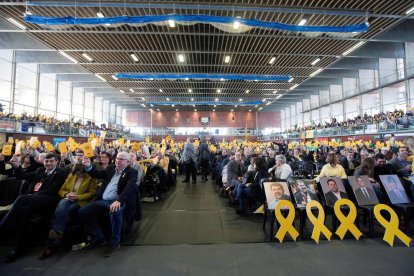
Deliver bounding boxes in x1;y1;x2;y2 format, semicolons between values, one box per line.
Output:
81;142;95;158
58;142;68;154
2;144;12;156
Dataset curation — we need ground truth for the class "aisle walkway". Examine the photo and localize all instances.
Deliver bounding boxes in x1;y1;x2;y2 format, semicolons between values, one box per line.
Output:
128;177;266;245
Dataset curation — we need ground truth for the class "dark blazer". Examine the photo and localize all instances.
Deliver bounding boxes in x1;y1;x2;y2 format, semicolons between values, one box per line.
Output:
339;157;360;176
15;166;69;197
87;164;138;205
198;142;210;161
294;190;318;205
354;187;378;205
324;190;348;207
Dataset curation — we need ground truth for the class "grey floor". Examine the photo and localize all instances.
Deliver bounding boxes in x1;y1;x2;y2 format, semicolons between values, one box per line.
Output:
1;177;413;275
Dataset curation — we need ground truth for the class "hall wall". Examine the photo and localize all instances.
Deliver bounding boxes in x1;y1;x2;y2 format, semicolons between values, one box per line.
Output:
126;110;280;128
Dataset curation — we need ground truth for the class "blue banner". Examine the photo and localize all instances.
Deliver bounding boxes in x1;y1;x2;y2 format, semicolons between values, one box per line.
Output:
116;73;291;81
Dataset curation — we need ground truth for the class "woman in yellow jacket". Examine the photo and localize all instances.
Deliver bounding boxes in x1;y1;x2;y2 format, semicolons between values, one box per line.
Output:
40;163;97;259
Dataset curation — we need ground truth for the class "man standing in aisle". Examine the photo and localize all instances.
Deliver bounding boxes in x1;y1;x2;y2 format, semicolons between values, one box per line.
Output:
181;138;197;184
79;151;137;257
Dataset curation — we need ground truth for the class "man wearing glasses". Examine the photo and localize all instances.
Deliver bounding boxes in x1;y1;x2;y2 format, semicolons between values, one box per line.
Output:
80;151;138;257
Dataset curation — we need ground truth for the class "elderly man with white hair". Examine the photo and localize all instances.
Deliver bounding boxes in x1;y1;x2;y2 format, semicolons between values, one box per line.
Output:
268;155;293;180
80;151;138;257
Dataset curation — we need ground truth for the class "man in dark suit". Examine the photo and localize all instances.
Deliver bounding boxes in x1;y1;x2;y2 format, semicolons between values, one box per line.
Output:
294;180;318;207
353;176;378;205
0;153;68;263
324;178;348;207
80;151;138;257
198;137;210;182
384;175;409;204
340;150;360;176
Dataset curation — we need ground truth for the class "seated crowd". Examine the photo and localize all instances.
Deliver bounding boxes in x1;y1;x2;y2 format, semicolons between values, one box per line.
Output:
0;111;129;136
1;135;414;263
285;109;410;133
0;139;179;263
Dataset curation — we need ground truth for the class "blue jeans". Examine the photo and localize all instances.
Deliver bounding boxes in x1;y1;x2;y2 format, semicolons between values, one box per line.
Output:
235;184;252;211
78;200;125;246
52;198;80;233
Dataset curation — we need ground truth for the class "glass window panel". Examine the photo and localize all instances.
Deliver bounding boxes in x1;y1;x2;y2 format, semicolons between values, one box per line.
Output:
72;87;84;118
57;81;71;117
39;74;56;113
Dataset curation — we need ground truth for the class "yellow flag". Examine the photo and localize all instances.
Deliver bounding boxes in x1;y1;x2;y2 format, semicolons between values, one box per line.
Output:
58;142;68;154
132;142;140;151
44;142;54;152
15;140;23;155
81;142;95;158
118;138;125;145
89;133;95;141
146;136;150;144
2;144;12;156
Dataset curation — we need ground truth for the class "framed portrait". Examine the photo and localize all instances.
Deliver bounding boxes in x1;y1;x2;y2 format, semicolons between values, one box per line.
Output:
288;178;318;208
348;175;379;206
264;182;291;210
379;175;409;204
320;177;348;207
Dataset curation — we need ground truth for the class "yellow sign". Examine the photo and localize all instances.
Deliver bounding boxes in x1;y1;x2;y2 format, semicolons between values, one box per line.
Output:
274;200;299;242
15;140;24;155
146;136;150;144
81;142;95;158
132;142;140;151
118;138;125;145
306;200;332;244
69;142;79;152
58;142;68;154
334;199;362;240
305;130;314;139
44;142;54;152
88;133;95;141
29;137;41;148
2;144;12;156
373;204;411;247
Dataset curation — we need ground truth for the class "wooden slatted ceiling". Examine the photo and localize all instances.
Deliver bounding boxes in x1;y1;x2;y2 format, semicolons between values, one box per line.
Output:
0;0;413;111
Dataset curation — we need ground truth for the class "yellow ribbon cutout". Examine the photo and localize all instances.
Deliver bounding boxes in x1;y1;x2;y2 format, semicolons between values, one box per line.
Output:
275;200;299;242
306;200;332;244
334;199;363;240
374;204;411;247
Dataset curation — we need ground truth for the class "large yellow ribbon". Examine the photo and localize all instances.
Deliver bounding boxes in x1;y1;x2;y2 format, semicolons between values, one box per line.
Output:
334;199;363;240
275;200;299;242
306;200;332;244
374;204;411;247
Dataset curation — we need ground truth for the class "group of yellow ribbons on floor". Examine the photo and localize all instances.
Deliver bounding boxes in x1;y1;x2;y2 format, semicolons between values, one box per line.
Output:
274;199;411;247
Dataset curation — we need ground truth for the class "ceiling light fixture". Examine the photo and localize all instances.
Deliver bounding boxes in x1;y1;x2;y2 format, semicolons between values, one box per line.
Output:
166;98;170;101
94;74;106;82
288;77;294;83
81;53;93;62
188;88;192;93
298;19;307;26
266;101;271;106
239;98;242;101
142;97;145;101
268;57;276;65
141;104;146;107
245;90;250;94
262;98;266;102
311;58;321;66
249;110;251;112
178;54;185;63
129;88;134;92
342;41;365;56
220;78;225;81
276;94;283;99
185;78;189;81
405;6;414;14
213;109;215;112
272;91;277;94
130;53;139;62
194;109;197;111
96;12;105;18
217;89;221;93
168;20;176;28
111;75;118;80
215;98;218;101
157;109;160;112
120;90;125;94
191;98;194;101
233;21;240;29
231;109;234;112
310;68;323;77
224;55;231;63
258;107;263;110
175;109;178;112
58;51;78;64
214;105;217;107
7;18;26;29
290;84;299;90
172;104;175;107
159;89;163;92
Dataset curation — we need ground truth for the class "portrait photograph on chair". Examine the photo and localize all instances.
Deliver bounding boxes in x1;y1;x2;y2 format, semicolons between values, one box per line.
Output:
348;175;379;206
288;179;318;208
264;182;291;210
379;175;410;204
320;177;348;207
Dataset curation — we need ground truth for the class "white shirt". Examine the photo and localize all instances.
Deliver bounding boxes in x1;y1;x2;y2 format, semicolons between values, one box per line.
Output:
332;191;342;200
